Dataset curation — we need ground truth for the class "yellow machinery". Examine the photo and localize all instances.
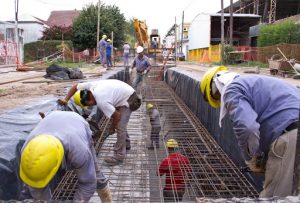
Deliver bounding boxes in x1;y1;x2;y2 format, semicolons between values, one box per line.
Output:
133;18;161;53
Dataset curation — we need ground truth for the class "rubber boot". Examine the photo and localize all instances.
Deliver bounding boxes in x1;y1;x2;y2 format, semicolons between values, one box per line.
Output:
97;185;112;203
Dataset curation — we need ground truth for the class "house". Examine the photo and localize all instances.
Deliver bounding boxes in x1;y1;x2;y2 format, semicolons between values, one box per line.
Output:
7;14;48;44
47;10;80;27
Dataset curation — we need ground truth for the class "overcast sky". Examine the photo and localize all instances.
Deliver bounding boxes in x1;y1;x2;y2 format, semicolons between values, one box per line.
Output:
1;0;237;37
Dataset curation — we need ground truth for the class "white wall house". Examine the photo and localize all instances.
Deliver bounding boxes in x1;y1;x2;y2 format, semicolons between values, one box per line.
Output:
8;14;48;44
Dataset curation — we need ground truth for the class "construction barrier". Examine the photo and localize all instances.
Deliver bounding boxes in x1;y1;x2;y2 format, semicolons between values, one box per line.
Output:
0;40;17;65
188;44;221;63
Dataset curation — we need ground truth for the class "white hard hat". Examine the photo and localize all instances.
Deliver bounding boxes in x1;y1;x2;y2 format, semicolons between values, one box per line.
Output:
102;35;107;39
136;46;144;54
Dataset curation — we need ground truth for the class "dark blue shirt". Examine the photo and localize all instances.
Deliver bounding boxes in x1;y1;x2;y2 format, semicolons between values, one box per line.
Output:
106;44;112;56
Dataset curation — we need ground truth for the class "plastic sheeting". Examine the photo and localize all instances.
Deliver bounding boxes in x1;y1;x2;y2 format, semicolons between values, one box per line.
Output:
0;68;128;200
165;67;263;191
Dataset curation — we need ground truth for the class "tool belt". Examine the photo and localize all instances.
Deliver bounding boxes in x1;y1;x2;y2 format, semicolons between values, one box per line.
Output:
127;92;141;111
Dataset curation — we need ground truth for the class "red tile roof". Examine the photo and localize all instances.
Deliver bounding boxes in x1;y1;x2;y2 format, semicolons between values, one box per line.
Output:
47;10;80;27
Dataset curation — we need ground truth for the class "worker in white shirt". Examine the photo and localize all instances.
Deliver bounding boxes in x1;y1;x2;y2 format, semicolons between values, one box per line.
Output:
59;79;141;166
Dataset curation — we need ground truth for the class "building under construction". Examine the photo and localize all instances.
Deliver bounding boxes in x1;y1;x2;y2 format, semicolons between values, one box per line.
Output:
222;0;300;23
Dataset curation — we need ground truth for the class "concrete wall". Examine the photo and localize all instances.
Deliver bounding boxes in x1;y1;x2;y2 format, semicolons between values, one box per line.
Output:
165;67;263;191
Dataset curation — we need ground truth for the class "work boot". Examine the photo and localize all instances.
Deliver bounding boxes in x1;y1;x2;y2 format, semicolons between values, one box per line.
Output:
126;145;131;150
147;142;154;150
97;185;112;203
104;157;123;166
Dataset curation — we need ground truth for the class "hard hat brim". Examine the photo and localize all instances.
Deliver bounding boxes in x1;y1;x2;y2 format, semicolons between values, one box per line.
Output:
20;135;64;188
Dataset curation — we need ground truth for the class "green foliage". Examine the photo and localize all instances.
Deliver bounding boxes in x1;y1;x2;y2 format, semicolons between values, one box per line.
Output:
258;21;300;47
72;3;126;50
124;19;135;48
223;44;241;64
41;26;73;40
24;40;73;63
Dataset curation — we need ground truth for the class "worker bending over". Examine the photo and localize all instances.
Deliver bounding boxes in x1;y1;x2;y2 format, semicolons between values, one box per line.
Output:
201;66;300;197
59;79;141;166
129;46;151;89
158;139;191;202
19;111;112;202
146;103;161;149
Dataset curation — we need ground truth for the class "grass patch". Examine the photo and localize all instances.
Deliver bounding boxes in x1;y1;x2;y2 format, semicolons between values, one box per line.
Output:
0;89;6;95
230;61;268;68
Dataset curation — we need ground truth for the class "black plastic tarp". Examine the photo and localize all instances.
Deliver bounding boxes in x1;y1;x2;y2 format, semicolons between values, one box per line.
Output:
0;68;128;200
165;67;263;191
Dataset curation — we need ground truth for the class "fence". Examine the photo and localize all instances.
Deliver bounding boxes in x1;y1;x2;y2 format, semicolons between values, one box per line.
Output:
0;40;17;65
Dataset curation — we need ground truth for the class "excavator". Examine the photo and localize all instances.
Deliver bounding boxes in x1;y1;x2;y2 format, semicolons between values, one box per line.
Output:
133;18;161;54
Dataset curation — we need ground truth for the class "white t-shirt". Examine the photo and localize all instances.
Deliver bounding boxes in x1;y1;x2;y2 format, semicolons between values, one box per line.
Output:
77;79;134;118
123;44;130;54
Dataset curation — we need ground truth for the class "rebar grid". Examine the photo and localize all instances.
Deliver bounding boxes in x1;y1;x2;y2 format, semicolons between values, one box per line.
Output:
52;68;258;202
144;73;258;200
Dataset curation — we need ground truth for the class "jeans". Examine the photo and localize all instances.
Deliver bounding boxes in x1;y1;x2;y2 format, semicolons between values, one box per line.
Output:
106;55;112;67
132;73;144;89
124;53;129;67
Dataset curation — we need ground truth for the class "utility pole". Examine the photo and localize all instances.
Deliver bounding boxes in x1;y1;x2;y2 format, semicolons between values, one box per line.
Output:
174;17;177;67
221;0;225;64
229;0;233;46
14;0;19;66
111;31;114;66
181;11;184;53
96;0;101;49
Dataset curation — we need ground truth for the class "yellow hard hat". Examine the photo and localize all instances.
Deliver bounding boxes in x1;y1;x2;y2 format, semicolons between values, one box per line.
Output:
74;90;85;108
107;39;111;42
20;134;64;188
200;66;227;108
102;34;107;39
146;103;154;110
166;139;178;148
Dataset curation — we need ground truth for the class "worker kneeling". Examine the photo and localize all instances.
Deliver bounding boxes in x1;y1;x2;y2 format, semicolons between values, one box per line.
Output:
19;111;112;202
158;139;191;202
201;66;300;197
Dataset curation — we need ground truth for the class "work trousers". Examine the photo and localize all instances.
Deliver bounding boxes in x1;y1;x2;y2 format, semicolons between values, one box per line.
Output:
150;126;161;144
124;53;129;67
260;129;297;197
106;55;112;67
114;106;132;160
132;73;144;89
163;189;185;202
99;50;106;65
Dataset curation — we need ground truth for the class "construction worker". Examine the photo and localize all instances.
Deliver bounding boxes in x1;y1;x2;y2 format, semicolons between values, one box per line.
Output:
146;103;161;149
58;79;141;166
99;34;107;67
19;111;112;202
129;46;151;89
158;139;191;202
106;39;113;69
123;42;130;68
200;66;300;197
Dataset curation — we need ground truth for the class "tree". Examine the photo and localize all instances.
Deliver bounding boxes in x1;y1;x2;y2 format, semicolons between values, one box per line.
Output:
41;26;73;41
124;19;135;48
258;20;300;47
72;3;126;50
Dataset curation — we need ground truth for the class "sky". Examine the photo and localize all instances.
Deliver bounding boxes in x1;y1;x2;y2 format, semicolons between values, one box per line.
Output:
1;0;237;37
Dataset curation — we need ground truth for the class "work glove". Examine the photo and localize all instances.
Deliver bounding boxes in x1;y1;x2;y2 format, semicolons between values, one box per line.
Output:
108;125;116;135
245;156;265;175
97;185;112;203
57;98;68;106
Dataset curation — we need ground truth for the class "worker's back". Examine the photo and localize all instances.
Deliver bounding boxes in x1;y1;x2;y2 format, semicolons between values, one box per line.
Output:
159;153;191;191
